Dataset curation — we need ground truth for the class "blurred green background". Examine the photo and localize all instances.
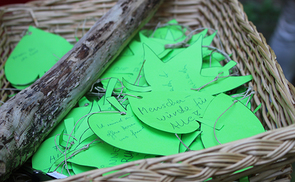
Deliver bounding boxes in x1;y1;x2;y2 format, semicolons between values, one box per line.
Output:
240;0;283;42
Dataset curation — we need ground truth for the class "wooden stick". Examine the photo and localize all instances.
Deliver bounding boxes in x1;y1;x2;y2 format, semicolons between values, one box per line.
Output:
0;0;163;179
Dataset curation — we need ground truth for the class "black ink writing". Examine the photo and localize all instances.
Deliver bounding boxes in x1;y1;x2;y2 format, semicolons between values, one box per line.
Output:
130;126;144;138
170;116;196;129
193;98;207;109
156;105;190;121
121;151;134;162
159;71;168;78
106;130;120;140
107;118;123;126
137;98;185;115
109;147;120;165
179;65;187;73
119;136;129;141
162;80;174;91
96;123;104;129
121;123;136;130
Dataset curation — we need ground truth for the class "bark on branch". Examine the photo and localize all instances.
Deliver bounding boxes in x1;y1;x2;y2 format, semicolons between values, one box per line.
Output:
0;0;163;179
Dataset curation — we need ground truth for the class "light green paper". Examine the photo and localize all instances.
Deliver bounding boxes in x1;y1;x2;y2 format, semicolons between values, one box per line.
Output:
199;93;265;148
195;75;253;95
201;60;236;77
143;35;250;95
239;176;249;182
97;78;119;111
139;32;172;59
128;91;214;134
122;78;152;92
88;104;180;155
202;53;232;68
32;136;70;175
64;118;75;143
143;36;203;91
155;30;209;63
179;131;202;153
59;97;100;146
71;163;97;175
160;30;215;63
151;19;185;41
35;98;156;175
78;96;92;107
100;55;143;76
46;119;66;139
68;135;156;169
189;135;205;151
107;96;126;113
5;26;73;88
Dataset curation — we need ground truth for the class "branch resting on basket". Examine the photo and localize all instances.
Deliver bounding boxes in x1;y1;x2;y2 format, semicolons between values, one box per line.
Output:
0;0;163;180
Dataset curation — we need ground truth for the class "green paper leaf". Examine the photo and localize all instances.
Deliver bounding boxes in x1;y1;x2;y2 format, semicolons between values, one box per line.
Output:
64;118;75;142
201;60;236;77
151;19;185;41
194;75;253;95
5;26;73;89
139;32;172;59
119;45;134;57
88;104;180;155
199;93;265;148
101;55;143;76
143;36;203;91
253;103;262;114
155;29;208;63
71;163;97;175
128;91;214;134
68;135;156;169
32;136;69;175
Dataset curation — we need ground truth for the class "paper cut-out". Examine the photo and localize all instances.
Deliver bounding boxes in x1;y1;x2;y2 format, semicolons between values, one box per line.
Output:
89;104;180;155
199;93;265;148
143;37;203;91
68;134;155;169
129;91;214;133
5;26;73;89
151;19;186;41
33;97;157;176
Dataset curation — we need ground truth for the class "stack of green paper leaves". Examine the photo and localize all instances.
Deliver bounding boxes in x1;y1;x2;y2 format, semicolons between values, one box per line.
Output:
32;20;265;178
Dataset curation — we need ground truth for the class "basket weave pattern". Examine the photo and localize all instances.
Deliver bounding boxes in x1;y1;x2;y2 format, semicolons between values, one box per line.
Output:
1;0;295;181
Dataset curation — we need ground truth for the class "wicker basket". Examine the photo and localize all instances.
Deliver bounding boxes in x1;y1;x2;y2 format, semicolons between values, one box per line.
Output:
1;0;295;181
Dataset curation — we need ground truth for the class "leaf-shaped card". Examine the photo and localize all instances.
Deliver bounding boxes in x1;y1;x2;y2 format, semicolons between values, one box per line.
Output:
88;104;180;155
67;135;156;169
128;91;214;134
143;36;203;92
5;26;73;89
151;19;186;41
139;32;172;59
143;37;252;95
160;30;216;63
199;93;265;148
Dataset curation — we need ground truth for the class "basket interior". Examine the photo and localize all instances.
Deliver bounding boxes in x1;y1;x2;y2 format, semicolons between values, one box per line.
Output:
1;0;295;181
